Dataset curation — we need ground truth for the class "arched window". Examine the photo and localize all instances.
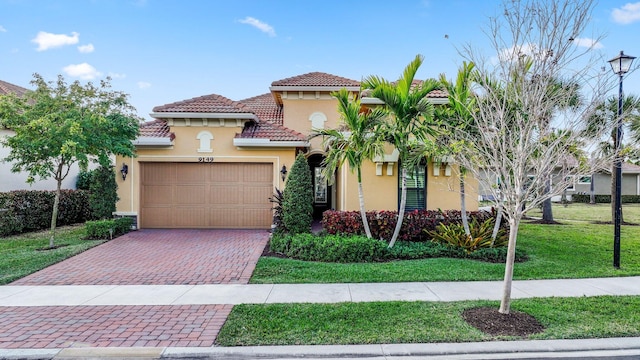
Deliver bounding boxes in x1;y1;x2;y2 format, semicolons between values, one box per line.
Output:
196;131;213;153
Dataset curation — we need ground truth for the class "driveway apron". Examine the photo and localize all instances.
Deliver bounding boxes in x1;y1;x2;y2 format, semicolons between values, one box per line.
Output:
1;229;269;349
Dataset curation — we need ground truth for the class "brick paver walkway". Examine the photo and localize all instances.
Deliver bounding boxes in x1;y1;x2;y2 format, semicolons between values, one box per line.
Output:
0;305;232;348
11;229;269;286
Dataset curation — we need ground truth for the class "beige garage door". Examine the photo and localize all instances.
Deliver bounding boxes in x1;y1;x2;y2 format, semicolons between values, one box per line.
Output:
140;162;273;229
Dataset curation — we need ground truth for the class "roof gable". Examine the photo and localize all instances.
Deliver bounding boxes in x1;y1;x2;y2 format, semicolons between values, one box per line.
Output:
0;80;28;97
271;72;361;88
152;93;255;116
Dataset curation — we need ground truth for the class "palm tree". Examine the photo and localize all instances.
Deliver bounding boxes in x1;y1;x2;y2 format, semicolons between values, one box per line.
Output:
438;61;477;236
311;88;387;238
586;95;640;222
361;55;441;248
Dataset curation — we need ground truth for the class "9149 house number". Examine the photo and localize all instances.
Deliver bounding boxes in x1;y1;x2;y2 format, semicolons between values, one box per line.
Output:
198;157;214;163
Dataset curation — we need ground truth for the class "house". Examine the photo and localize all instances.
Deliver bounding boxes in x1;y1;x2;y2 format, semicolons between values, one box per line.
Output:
571;163;640;197
0;80;81;191
115;72;478;229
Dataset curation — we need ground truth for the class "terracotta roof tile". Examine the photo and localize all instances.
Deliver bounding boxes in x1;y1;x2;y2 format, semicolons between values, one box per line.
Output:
139;119;174;139
271;72;360;87
239;93;283;125
152;93;255;114
0;80;28;97
236;121;306;142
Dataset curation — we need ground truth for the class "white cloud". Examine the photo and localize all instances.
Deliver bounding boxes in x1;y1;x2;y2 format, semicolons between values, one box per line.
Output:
78;43;94;53
108;72;126;79
238;16;276;37
32;31;79;51
612;2;640;24
63;63;102;80
137;81;151;89
572;37;603;49
0;25;6;32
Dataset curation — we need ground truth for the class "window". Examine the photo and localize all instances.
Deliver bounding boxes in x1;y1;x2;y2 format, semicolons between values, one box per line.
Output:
399;165;426;211
314;167;327;203
578;175;592;184
565;175;575;191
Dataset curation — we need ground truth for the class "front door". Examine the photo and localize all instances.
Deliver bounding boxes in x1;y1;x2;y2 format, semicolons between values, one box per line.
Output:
308;154;332;219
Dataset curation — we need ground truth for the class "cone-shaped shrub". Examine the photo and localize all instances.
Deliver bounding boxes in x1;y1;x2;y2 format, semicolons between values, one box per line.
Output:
282;153;314;234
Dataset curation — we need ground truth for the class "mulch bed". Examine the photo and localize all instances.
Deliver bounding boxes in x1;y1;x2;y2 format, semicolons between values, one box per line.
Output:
462;306;545;337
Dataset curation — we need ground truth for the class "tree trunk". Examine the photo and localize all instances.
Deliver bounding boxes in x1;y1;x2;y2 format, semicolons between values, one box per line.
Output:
499;215;520;314
49;178;62;248
590;174;595;204
388;167;407;248
357;168;372;239
541;177;553;222
460;172;470;236
491;204;503;245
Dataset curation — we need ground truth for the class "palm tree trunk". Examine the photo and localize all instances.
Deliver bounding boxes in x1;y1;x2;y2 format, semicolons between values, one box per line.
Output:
357;168;372;239
499;215;520;314
542;177;553;222
388;167;407;248
460;171;470;236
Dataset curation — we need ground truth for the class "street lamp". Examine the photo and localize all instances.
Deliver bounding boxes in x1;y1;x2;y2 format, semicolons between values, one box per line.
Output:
608;50;636;269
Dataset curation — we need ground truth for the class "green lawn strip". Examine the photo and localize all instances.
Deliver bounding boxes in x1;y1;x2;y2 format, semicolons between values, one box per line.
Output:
0;225;106;285
250;223;640;284
216;296;640;346
526;203;640;224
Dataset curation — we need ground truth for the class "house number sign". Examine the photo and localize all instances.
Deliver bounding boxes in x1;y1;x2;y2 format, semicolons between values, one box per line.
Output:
198;157;215;163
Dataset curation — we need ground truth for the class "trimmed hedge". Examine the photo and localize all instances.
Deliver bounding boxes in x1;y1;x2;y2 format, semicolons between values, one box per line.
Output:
269;233;528;263
85;217;133;240
322;209;505;242
0;190;91;236
572;194;640;204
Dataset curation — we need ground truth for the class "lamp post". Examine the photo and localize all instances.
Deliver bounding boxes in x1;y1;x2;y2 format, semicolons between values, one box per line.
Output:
608;50;636;269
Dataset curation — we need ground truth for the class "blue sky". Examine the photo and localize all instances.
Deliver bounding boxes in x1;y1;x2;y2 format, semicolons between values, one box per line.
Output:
1;0;640;121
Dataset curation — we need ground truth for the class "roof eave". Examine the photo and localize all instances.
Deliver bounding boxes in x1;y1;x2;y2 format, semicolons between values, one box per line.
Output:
133;136;173;147
233;138;310;148
361;97;449;105
269;85;361;93
149;112;258;121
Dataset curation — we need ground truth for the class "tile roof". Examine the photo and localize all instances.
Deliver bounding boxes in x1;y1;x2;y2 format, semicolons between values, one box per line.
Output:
0;80;28;97
152;93;255;114
239;93;283;125
139;119;174;140
235;120;307;141
271;72;360;87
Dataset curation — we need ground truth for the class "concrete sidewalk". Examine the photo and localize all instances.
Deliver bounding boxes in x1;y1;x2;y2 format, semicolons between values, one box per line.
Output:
2;276;640;306
2;277;640;359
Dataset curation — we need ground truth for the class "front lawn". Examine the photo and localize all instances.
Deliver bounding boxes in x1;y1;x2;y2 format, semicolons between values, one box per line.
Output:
0;225;106;285
250;222;640;283
216;296;640;345
526;202;640;224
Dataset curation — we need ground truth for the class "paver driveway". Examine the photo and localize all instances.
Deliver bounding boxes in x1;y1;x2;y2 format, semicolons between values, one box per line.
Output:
1;229;269;348
11;229;270;285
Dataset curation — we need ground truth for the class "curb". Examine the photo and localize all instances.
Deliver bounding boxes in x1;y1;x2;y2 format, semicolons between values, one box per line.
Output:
2;337;640;360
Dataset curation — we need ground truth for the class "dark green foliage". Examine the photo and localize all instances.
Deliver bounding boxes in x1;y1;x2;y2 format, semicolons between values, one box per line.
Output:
270;233;388;263
85;217;132;240
0;190;90;236
88;165;119;220
268;233;525;263
571;194;640;204
75;170;93;190
282;154;314;234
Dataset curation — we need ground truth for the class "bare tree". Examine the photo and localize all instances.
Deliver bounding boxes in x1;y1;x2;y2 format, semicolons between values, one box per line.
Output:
456;0;613;314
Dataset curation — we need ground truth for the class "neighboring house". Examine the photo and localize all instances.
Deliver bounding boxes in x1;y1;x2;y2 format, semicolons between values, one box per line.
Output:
571;163;640;197
0;80;81;192
115;72;478;229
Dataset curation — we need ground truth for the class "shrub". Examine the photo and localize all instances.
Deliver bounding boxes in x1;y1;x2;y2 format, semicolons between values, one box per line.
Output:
269;187;285;233
76;170;93;190
89;165;119;220
427;218;508;253
270;233;387;263
85;217;132;240
282;154;314;234
571;194;640;204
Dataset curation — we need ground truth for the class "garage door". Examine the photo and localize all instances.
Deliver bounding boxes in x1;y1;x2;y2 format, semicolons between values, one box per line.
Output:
140;162;273;229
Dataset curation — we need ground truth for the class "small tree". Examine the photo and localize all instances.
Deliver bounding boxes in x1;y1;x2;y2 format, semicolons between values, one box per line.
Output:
0;74;139;248
282;153;314;234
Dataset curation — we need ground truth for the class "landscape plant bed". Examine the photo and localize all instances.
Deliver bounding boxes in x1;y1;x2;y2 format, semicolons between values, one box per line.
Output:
217;296;640;346
251;223;640;283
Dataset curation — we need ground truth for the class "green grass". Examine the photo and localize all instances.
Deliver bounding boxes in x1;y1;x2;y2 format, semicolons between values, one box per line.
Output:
526;202;640;223
0;225;106;284
216;296;640;345
251;222;640;283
